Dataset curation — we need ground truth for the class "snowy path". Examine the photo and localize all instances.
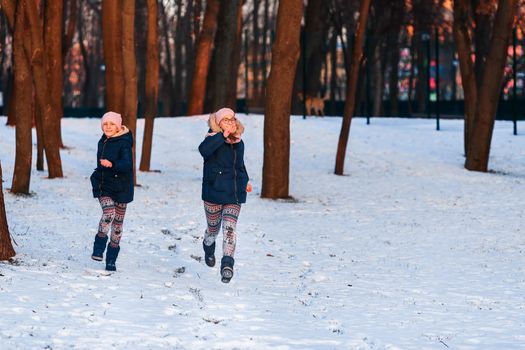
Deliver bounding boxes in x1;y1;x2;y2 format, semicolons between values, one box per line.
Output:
0;115;524;349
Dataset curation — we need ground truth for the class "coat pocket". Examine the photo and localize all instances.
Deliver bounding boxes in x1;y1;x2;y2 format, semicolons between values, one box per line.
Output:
211;167;232;193
105;173;125;193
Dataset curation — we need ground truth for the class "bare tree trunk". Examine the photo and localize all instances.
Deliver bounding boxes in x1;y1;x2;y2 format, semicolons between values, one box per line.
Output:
159;1;174;116
0;162;16;261
174;0;183;116
11;0;32;194
261;0;303;199
44;0;64;148
335;0;371;175
194;0;202;36
184;0;195;113
25;0;63;178
453;0;477;156
472;0;492;90
226;1;243;109
304;0;328;97
122;0;137;129
261;0;270;100
0;0;15;28
139;0;159;172
1;0;15;126
465;0;517;171
252;0;261;102
187;0;219;115
122;0;137;184
62;0;77;60
78;7;100;108
102;0;124;113
212;0;241;110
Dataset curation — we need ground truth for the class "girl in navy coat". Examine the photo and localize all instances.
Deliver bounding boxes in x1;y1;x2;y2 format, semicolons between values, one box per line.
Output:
90;111;134;271
198;108;251;283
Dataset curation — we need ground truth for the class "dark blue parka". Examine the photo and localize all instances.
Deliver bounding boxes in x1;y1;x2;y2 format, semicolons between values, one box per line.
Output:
90;129;134;203
199;133;249;205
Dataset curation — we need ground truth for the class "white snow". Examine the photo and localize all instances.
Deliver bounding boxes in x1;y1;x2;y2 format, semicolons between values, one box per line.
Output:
0;114;524;349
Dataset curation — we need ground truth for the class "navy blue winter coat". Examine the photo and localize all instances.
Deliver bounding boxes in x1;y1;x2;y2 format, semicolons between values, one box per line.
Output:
199;133;249;205
90;128;134;203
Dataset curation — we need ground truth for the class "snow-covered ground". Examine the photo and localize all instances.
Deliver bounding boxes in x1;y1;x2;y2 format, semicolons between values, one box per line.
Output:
0;114;524;350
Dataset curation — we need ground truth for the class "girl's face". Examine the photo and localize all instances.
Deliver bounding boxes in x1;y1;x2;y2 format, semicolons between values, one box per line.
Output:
219;117;237;133
102;121;119;137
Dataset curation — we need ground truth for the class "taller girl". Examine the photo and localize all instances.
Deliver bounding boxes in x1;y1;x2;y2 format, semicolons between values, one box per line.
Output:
198;108;250;283
90;111;134;271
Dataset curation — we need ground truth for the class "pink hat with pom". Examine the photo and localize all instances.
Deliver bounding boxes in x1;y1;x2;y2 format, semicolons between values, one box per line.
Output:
101;111;122;130
214;107;235;124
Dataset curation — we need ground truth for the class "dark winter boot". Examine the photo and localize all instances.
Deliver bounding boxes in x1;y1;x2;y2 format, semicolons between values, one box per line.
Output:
203;241;216;267
105;244;120;271
91;234;108;261
220;256;235;283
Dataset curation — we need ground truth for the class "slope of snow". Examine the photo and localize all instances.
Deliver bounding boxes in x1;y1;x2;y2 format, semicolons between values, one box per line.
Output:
0;115;524;349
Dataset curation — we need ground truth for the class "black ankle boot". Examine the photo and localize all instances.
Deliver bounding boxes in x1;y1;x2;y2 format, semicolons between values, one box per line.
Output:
203;241;216;267
220;256;235;283
105;245;120;271
91;234;108;261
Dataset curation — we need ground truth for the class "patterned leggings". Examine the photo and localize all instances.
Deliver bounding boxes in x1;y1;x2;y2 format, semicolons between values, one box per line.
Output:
97;196;127;248
203;201;241;257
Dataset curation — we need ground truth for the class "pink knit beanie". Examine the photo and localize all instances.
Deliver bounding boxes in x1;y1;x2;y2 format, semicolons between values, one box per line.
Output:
214;107;235;124
101;111;122;130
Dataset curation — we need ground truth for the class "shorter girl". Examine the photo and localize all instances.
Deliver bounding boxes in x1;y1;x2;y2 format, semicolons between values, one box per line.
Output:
198;107;250;283
90;111;134;271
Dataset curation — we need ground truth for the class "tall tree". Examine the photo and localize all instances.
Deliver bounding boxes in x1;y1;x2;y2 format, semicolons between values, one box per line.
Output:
122;0;138;185
187;0;219;115
261;0;303;199
102;0;124;113
453;0;477;155
304;0;328;97
139;0;159;171
1;0;16;126
226;0;244;108
459;0;519;171
25;0;63;178
44;0;64;148
335;0;372;175
11;0;33;194
212;0;241;110
0;162;16;261
122;0;137;132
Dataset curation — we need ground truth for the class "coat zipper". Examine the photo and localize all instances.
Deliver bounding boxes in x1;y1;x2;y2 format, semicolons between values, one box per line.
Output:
99;138;108;196
232;144;239;204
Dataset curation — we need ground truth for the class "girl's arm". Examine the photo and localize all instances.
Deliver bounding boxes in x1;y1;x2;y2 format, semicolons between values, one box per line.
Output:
112;146;133;172
198;133;225;160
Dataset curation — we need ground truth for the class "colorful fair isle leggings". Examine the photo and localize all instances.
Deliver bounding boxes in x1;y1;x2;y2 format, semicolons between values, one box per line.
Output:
97;196;127;248
203;201;241;257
